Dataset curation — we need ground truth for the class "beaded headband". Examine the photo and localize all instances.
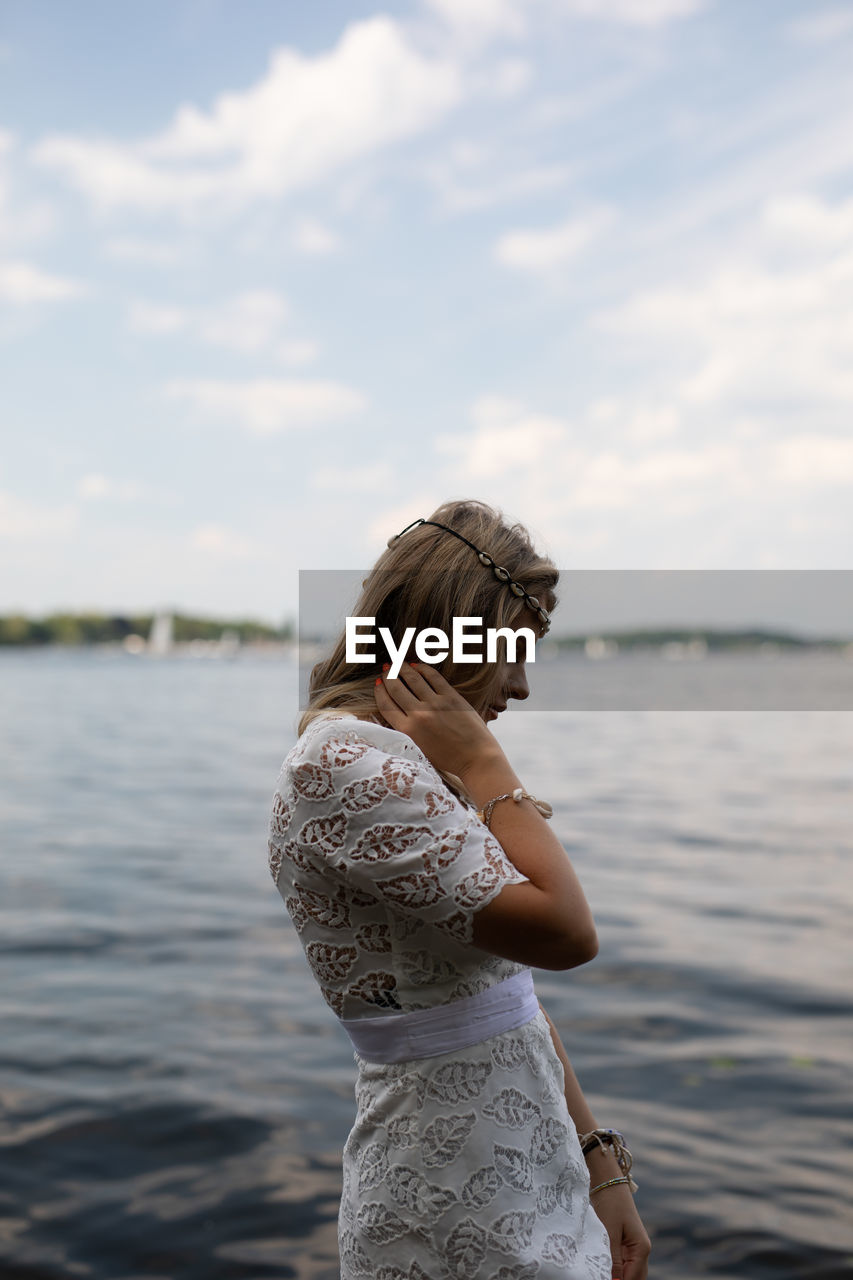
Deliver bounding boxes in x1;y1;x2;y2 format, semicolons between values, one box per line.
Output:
387;517;551;633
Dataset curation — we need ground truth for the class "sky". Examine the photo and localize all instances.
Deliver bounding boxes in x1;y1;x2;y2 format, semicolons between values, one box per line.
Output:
2;0;852;626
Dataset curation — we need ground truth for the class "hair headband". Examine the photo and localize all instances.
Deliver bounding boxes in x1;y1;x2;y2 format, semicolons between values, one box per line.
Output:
388;517;551;633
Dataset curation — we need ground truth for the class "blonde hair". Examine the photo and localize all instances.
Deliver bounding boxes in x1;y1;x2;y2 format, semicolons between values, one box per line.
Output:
297;499;558;736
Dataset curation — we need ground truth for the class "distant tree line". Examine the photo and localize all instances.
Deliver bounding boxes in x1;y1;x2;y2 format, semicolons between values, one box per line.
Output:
555;628;842;650
0;616;844;650
0;613;294;647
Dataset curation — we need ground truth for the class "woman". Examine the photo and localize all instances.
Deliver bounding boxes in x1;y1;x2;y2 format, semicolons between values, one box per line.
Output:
268;500;651;1280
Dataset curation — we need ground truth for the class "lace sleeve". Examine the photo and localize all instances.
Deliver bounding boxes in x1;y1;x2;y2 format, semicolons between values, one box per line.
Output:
286;719;529;945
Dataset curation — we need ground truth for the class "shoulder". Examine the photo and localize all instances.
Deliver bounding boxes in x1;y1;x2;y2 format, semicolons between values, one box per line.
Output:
292;714;431;772
282;714;445;799
275;714;469;863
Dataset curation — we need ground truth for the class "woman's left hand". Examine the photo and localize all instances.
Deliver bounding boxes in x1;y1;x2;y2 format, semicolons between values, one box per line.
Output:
590;1184;651;1280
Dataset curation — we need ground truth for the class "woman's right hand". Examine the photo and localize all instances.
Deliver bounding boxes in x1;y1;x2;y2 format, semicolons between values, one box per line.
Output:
374;662;502;782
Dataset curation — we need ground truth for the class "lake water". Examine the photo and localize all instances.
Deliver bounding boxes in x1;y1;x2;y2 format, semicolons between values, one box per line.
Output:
1;649;852;1279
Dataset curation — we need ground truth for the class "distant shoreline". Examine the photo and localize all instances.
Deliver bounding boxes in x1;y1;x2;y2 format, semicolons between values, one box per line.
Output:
553;627;852;654
1;613;850;652
0;612;292;648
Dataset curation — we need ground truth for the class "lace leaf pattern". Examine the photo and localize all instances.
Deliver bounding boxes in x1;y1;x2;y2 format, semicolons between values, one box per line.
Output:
494;1144;536;1195
298;813;348;856
269;791;293;842
381;756;418;798
460;1164;503;1211
489;1210;537;1254
541;1233;578;1267
342;1016;613;1277
421;1111;477;1168
268;717;613;1277
342;775;389;814
292;762;335;801
446;1218;489;1276
386;1164;457;1217
424;1059;492;1104
350;823;435;864
483;1088;542;1130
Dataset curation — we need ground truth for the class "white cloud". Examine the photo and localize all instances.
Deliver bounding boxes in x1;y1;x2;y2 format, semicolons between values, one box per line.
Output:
0;259;84;304
366;494;445;549
495;207;613;272
128;289;296;354
312;462;395;493
437;396;566;476
190;524;257;559
197;290;289;353
567;443;741;511
104;237;183;266
594;192;853;417
0;491;78;538
166;377;367;434
292;218;341;256
553;0;706;24
425;144;569;214
77;474;153;502
589;398;681;444
33;17;464;216
420;0;526;44
420;0;702;47
786;7;853;45
427;387;853;560
598;257;853;409
435;396;745;515
763;193;853;250
772;435;853;487
475;57;532;99
128;300;187;334
0;131;55;249
278;339;319;367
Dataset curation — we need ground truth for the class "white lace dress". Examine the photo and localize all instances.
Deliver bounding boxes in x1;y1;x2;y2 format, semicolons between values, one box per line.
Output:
268;714;612;1280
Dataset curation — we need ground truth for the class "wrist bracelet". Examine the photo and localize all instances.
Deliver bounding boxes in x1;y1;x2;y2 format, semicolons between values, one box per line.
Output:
578;1127;638;1192
589;1175;633;1196
476;788;553;830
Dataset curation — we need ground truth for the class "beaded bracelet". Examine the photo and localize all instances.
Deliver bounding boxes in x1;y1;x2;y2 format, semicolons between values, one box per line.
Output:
476;787;553;830
578;1128;638;1192
589;1175;633;1196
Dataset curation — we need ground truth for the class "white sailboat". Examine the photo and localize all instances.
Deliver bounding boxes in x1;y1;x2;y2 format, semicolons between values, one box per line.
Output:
148;612;174;656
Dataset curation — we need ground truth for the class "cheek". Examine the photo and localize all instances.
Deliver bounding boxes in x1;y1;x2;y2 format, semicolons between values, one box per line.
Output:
487;664;509;701
465;666;504;716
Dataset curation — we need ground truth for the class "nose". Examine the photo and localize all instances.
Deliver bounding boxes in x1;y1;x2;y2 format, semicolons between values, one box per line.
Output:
506;662;530;702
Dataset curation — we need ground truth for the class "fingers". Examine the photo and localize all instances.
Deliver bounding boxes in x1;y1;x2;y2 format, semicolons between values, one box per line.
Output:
373;677;407;729
375;663;437;721
622;1253;649;1280
401;662;471;714
407;661;449;693
621;1234;651;1280
393;662;436;697
377;666;422;713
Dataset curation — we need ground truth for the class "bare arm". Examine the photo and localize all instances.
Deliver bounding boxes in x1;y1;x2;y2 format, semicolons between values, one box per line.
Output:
540;1003;651;1280
458;746;599;971
375;662;598;971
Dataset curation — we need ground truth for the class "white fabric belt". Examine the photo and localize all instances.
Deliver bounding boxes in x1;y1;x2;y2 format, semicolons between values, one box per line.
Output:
340;968;538;1064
